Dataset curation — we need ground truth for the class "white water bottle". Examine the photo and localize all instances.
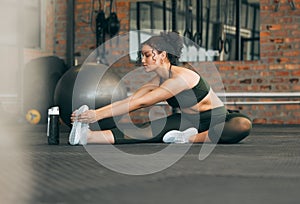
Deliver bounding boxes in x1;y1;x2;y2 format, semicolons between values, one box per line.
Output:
47;106;60;145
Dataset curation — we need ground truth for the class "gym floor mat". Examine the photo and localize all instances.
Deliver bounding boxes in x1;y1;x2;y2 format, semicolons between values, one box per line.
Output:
1;124;300;204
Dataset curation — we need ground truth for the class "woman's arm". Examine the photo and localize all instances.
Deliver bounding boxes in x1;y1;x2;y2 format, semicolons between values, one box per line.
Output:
76;74;191;123
73;76;160;123
109;76;188;114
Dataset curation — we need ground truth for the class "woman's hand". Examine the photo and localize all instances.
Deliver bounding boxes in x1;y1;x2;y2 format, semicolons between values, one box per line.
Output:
70;109;98;124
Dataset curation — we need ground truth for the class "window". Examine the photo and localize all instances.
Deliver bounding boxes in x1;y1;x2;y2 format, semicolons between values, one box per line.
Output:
24;0;44;49
130;0;260;62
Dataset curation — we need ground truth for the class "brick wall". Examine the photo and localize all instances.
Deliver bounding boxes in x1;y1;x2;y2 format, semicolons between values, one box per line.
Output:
74;0;130;63
53;0;67;59
24;0;300;124
217;0;300;124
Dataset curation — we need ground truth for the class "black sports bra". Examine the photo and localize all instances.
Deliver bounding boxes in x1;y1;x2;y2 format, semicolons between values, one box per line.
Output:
165;76;210;109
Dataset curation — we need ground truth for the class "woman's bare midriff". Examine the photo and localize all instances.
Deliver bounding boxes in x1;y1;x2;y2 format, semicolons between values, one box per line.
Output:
181;88;224;114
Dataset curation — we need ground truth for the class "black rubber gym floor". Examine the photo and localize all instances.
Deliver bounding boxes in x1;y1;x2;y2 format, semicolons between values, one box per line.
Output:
1;124;300;204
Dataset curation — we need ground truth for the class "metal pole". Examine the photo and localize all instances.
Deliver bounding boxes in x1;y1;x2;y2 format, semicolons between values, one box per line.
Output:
251;6;257;60
66;0;75;68
235;0;241;60
171;0;177;31
225;101;300;105
154;100;300;106
136;2;141;30
217;92;300;98
19;0;25;114
150;2;154;30
127;91;300;106
163;1;167;30
136;2;142;64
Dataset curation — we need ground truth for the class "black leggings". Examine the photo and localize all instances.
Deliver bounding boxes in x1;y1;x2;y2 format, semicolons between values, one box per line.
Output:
95;106;252;144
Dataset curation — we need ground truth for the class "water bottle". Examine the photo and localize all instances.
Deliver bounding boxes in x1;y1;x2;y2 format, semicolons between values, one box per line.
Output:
47;106;60;145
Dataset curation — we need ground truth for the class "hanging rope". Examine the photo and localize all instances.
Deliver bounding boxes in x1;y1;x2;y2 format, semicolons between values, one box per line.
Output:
106;0;120;37
95;0;106;47
183;0;193;45
218;0;230;55
205;0;210;51
78;0;104;34
193;0;203;46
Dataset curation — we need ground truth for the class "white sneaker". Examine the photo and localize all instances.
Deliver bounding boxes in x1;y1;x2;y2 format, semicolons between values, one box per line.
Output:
69;105;89;145
163;127;198;144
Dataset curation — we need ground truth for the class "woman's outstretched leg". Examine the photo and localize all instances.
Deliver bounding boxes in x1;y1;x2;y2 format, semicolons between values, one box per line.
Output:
87;130;115;144
189;130;210;143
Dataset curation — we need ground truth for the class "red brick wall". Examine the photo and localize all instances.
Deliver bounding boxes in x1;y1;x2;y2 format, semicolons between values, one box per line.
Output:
53;0;67;59
74;0;130;63
24;0;300;124
217;0;300;124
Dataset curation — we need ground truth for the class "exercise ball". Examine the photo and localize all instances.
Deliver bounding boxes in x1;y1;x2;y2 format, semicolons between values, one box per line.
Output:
23;56;67;124
54;63;127;126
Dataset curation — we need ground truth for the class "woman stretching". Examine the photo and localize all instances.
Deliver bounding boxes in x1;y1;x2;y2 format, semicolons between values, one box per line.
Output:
69;31;252;145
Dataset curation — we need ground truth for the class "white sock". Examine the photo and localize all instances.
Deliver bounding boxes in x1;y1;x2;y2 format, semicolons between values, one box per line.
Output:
79;124;89;145
69;105;89;145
